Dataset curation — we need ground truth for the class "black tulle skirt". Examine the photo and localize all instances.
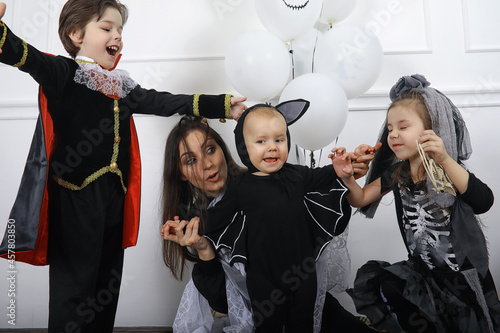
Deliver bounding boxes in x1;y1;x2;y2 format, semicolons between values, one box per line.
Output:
347;258;500;333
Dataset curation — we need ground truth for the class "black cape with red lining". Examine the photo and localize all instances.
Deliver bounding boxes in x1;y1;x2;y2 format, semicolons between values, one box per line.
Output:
0;88;141;265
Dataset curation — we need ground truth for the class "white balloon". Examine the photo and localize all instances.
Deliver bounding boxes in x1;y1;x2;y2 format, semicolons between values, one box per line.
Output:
279;73;348;151
290;28;323;78
314;23;383;99
255;0;323;42
320;0;358;25
225;30;292;102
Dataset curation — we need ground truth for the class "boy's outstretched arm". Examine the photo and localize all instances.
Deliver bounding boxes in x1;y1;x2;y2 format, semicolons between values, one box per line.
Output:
330;147;386;208
0;2;5;54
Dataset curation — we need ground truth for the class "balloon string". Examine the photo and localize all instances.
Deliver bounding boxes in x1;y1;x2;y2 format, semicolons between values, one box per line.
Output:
311;24;321;73
289;41;295;80
310;151;316;168
311;3;325;73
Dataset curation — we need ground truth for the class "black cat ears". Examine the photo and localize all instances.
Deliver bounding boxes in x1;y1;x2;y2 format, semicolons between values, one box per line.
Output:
238;99;309;126
233;99;310;171
274;99;309;126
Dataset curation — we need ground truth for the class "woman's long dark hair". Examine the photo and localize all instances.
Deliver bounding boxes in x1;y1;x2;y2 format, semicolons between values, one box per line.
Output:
161;116;245;280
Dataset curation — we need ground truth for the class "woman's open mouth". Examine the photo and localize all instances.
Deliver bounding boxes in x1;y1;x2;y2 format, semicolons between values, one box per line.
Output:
207;172;219;182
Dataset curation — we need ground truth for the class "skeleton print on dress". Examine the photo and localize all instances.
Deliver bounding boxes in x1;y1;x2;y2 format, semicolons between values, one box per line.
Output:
399;184;459;272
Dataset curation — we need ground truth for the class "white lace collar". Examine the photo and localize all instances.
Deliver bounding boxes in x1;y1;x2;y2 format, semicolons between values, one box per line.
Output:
73;56;137;99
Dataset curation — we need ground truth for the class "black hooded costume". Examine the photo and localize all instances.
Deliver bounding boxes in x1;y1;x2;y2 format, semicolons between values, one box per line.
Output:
204;101;351;331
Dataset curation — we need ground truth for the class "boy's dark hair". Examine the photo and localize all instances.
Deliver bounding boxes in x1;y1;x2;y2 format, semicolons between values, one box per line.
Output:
58;0;128;58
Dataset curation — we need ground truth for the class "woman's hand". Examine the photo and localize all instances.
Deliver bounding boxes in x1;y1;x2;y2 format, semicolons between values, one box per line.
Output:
161;216;215;260
230;96;247;120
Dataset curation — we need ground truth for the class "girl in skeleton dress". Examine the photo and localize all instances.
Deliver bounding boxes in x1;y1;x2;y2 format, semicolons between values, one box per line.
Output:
331;74;500;333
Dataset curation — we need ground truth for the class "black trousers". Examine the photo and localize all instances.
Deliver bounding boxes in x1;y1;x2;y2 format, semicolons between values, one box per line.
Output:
48;174;125;333
247;267;317;333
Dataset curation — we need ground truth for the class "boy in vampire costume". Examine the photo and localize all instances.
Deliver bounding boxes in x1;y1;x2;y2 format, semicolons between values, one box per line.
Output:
0;1;246;330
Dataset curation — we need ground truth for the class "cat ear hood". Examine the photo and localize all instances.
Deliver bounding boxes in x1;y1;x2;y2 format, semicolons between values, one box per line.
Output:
234;99;309;172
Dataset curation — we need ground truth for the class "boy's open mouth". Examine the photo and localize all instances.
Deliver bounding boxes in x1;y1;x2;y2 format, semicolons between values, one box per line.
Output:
107;46;119;57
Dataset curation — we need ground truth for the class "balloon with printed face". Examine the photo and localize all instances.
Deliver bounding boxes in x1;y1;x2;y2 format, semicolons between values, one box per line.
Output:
225;30;292;102
279;73;348;151
320;0;358;25
255;0;323;42
314;23;383;99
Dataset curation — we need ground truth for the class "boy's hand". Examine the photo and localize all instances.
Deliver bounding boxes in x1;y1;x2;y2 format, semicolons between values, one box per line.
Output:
0;2;5;54
329;147;354;180
0;3;5;21
230;96;247;120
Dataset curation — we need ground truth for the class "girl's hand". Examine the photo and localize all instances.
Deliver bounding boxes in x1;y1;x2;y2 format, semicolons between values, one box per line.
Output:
229;96;247;120
161;216;210;252
329;147;354;179
419;130;450;166
352;142;382;179
354;142;382;157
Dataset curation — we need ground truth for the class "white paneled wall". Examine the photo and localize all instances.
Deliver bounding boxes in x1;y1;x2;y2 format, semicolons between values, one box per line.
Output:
0;0;499;328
